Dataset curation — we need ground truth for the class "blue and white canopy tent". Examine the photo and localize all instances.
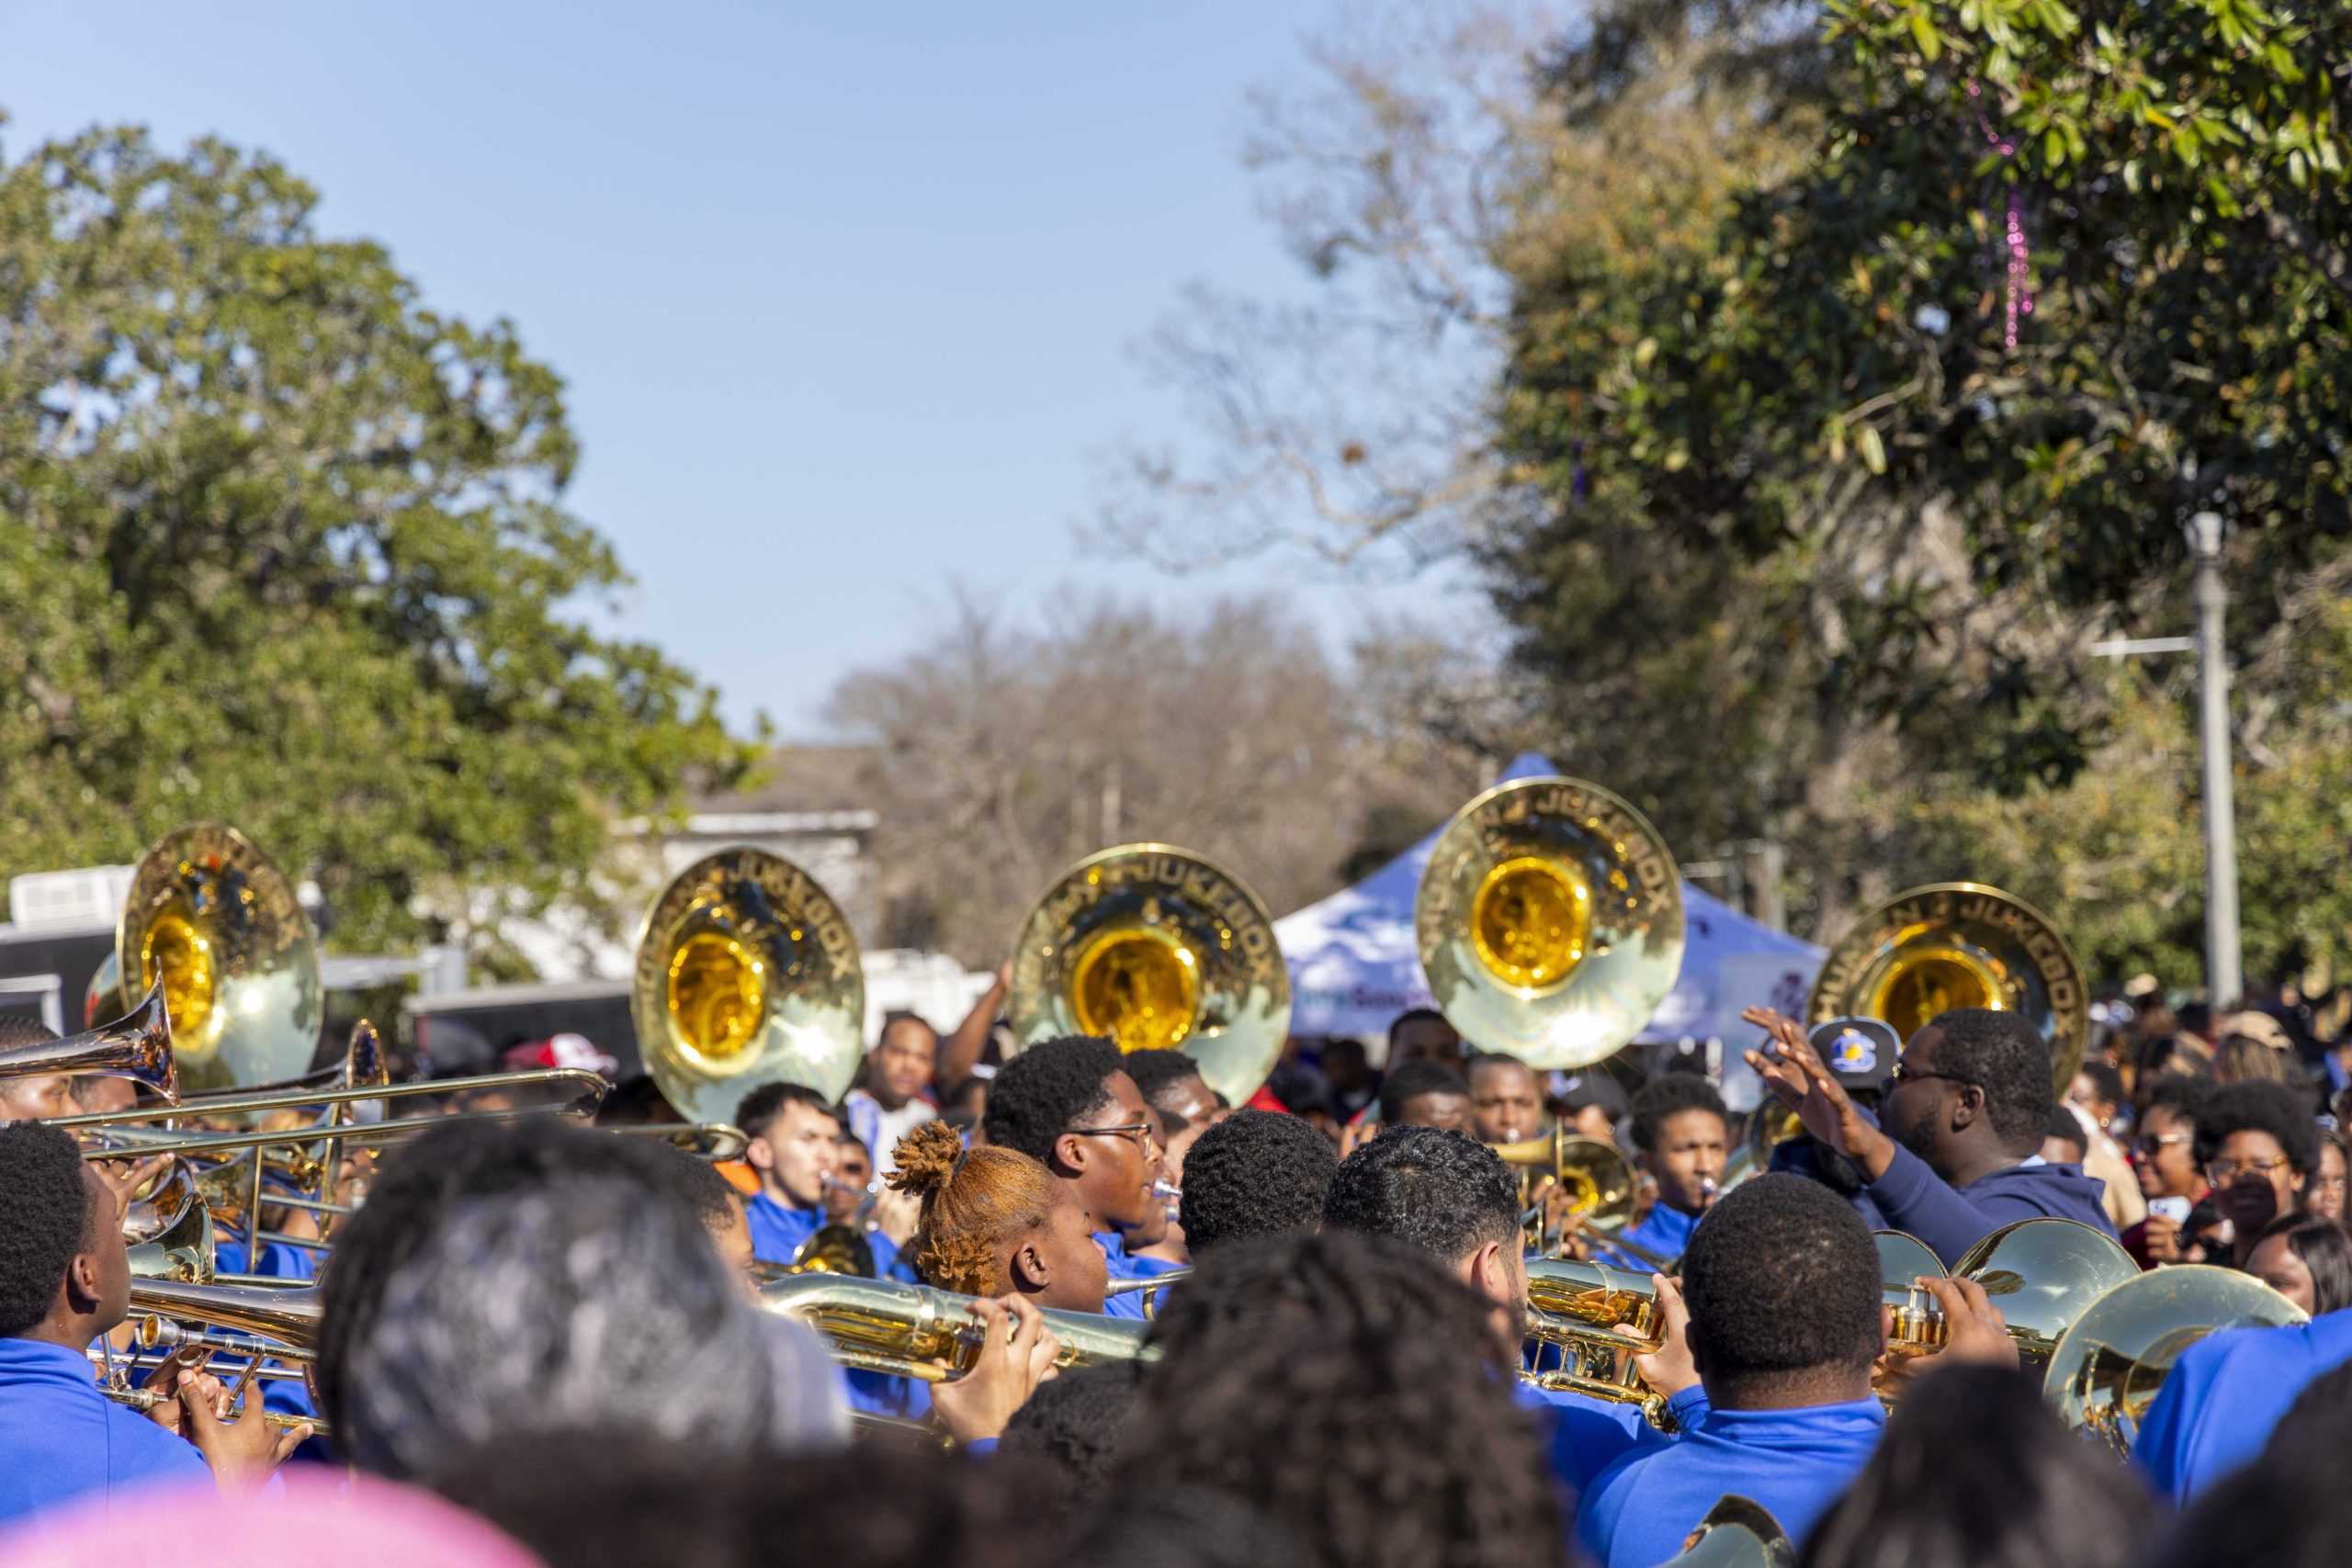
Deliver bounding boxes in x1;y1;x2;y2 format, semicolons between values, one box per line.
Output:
1274;753;1824;1050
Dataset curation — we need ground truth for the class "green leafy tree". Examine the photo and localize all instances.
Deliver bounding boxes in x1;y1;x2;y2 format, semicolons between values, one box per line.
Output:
0;125;756;973
1489;0;2352;970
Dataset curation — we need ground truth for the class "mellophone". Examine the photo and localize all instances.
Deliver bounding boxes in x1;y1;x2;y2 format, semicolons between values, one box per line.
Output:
6;799;2310;1454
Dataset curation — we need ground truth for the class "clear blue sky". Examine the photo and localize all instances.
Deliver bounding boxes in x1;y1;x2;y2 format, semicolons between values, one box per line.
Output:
4;1;1481;736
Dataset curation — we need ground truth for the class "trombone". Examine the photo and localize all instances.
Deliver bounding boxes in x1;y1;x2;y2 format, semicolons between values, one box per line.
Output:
0;984;179;1104
1492;1126;1678;1270
96;1278;326;1438
760;1273;1158;1383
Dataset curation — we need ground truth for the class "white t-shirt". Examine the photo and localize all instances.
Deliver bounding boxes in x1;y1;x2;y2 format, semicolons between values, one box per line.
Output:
845;1089;937;1174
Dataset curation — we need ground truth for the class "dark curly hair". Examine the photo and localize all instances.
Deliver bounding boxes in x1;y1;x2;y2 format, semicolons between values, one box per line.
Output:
1123;1230;1564;1568
1179;1109;1338;1255
981;1035;1125;1163
2138;1073;2207;1129
316;1116;693;1438
1680;1173;1880;1402
1923;1009;2053;1145
1800;1365;2151;1568
645;1141;745;1233
996;1359;1148;1506
425;1427;1068;1568
0;1124;93;1337
1121;1049;1206;1106
1376;1059;1469;1124
1628;1074;1728;1152
1070;1485;1301;1568
1321;1123;1517;1267
2195;1080;2320;1175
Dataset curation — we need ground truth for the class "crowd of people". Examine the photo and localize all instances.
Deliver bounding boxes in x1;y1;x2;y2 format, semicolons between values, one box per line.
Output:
0;982;2346;1567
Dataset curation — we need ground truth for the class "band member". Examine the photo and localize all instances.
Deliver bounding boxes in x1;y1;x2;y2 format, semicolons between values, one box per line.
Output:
733;1082;843;1264
978;1035;1159;1320
1376;1060;1473;1134
0;1017;75;1122
1745;1008;2115;1265
1574;1176;1891;1568
1178;1108;1338;1256
890;1120;1108;1312
0;1124;298;1527
1321;1124;1706;1492
1596;1075;1727;1268
1122;1048;1220;1127
2133;1293;2352;1500
1468;1054;1546;1144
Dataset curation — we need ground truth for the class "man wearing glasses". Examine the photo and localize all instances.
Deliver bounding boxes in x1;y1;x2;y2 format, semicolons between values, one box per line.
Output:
1741;1005;2117;1266
981;1034;1164;1320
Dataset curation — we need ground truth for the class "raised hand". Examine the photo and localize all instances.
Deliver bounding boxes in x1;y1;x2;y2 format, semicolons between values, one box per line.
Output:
1738;1006;1894;1180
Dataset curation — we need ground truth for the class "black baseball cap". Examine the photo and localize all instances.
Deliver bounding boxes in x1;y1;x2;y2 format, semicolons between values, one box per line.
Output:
1807;1017;1900;1095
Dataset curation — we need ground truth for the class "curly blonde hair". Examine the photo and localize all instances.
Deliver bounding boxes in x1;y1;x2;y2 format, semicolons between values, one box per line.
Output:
888;1121;1058;1296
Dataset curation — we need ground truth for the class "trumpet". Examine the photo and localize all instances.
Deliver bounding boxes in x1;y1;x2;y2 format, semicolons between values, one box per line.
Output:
1493;1127;1678;1270
1102;1268;1191;1318
96;1278;327;1436
760;1273;1157;1383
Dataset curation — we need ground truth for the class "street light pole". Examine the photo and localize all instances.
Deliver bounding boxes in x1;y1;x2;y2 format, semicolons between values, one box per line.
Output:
2188;512;2242;1008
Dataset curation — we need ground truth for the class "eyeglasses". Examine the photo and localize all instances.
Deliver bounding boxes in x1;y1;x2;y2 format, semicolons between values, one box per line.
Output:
2206;1156;2294;1185
1068;1121;1161;1155
2133;1132;2194;1156
1889;1065;1977;1090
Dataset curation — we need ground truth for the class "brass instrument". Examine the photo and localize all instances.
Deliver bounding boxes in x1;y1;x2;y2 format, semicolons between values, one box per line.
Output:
605;1121;752;1162
1416;776;1684;1070
1103;1268;1190;1317
1722;1103;1804;1195
65;1064;607;1144
1007;844;1290;1107
1492;1127;1676;1268
1521;1256;1668;1420
760;1273;1158;1382
128;1190;218;1283
1661;1497;1795;1568
2042;1264;2308;1455
118;824;324;1093
1879;1218;2141;1368
99;1278;326;1437
1806;883;2088;1096
787;1224;877;1278
630;848;866;1121
3;983;178;1103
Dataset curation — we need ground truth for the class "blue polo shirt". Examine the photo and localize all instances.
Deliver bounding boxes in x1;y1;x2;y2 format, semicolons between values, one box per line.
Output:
0;1338;210;1529
1575;1395;1884;1568
745;1191;826;1265
1096;1232;1151;1322
1518;1381;1712;1495
2135;1307;2352;1500
1590;1202;1701;1272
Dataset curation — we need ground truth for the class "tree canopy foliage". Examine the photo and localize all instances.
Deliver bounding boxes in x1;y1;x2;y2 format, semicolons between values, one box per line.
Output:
1115;0;2352;985
0;125;754;970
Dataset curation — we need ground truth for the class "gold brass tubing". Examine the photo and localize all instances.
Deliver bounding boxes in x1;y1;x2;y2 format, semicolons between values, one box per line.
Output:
46;1065;610;1132
81;1096;603;1166
104;1384;322;1436
136;1316;315;1361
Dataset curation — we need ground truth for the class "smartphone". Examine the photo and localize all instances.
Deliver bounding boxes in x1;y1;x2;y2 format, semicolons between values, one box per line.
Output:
2149;1196;2192;1224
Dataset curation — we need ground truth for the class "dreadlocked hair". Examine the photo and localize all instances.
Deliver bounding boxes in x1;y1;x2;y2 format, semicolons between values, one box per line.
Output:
1125;1231;1564;1568
889;1120;1057;1296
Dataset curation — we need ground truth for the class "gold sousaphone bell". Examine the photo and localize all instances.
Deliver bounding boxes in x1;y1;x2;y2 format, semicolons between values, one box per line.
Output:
630;848;867;1122
115;824;324;1095
1808;882;2088;1096
1416;776;1684;1069
1006;844;1290;1108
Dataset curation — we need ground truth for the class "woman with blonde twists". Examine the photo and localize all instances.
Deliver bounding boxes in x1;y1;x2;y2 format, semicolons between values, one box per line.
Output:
888;1121;1110;1313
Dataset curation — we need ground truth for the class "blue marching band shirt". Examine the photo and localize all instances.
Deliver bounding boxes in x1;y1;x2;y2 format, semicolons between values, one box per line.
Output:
0;1338;211;1529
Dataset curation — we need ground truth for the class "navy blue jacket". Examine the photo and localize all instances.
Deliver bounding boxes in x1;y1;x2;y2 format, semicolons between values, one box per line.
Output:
1864;1145;2115;1267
